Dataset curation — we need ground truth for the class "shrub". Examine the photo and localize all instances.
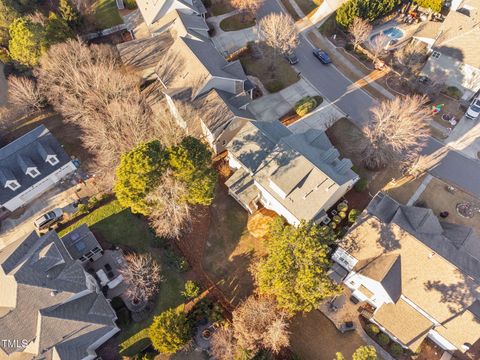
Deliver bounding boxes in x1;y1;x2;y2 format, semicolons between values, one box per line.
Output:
377;333;390;346
181;280;200;299
345;43;354;51
149;308;191;354
390;342;403;357
339;211;346;219
445;86;462;99
266;79;284;93
333;215;342;224
337;202;348;212
366;323;380;337
354;177;368;192
329;222;337;229
294;96;317;116
123;0;137;8
165;249;189;272
217;161;232;179
348;209;359;223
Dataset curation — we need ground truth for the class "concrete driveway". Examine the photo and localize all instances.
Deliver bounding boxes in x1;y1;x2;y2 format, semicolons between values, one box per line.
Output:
0;178;83;249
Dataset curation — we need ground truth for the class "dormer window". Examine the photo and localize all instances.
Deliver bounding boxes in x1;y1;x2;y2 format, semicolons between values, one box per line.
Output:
46;155;59;166
6;180;20;191
27;168;40;178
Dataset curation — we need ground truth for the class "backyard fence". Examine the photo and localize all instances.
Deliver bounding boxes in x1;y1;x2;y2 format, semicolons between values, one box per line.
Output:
81;24;128;41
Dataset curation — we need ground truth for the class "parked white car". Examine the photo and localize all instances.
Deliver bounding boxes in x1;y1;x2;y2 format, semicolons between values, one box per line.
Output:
34;208;63;231
465;96;480;120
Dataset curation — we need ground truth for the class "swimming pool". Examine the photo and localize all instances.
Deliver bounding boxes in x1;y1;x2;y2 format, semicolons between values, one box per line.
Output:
371;27;405;42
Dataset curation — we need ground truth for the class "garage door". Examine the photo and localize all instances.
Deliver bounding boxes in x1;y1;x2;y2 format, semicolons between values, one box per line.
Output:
19;177;55;203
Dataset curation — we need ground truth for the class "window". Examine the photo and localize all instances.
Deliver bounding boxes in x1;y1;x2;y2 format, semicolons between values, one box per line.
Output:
47;155;59;166
431;51;441;59
7;181;20;191
27;168;40;178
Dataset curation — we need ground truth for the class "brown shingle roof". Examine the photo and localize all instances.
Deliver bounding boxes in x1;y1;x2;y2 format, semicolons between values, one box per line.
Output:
374;299;433;351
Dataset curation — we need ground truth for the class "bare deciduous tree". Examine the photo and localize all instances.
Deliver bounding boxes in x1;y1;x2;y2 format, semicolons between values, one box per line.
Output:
120;253;163;302
259;13;298;68
8;76;45;113
155;49;184;88
348;17;372;51
147;169;192;239
369;33;388;63
232;296;290;353
359;95;431;170
394;41;427;76
36;39;166;188
211;326;238;360
231;0;264;20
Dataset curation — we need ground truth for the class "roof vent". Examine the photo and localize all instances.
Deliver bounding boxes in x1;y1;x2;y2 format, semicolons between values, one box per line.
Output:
428;252;436;259
50;290;58;296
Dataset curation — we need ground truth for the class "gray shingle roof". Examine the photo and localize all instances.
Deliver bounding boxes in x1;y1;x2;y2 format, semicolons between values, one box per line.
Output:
0;230;118;359
0;125;73;205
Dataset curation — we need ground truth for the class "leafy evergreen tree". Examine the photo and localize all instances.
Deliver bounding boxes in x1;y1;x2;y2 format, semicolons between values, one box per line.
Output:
149;308;191;354
58;0;80;27
0;0;20;46
359;0;399;21
352;346;378;360
8;17;43;65
115;140;167;215
414;0;442;12
168;136;216;206
42;12;73;52
255;218;341;313
336;0;359;28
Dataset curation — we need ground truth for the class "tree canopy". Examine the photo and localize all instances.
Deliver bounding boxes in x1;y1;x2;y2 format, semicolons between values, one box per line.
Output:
414;0;442;12
59;0;80;26
42;12;73;52
254;218;340;313
149;308;191;354
168;136;216;206
115;140;167;215
8;17;43;65
336;0;399;28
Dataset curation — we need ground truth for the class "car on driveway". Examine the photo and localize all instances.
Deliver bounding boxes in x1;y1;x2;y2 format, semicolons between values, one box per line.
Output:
34;208;63;231
285;51;299;65
313;48;331;64
339;321;356;333
465;96;480;119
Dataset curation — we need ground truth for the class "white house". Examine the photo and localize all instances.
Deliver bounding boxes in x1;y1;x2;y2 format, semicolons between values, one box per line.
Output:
419;0;480;99
225;121;358;225
0;125;77;213
331;192;480;354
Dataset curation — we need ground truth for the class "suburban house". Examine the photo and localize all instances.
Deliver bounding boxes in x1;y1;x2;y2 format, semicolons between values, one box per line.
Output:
225;121;358;225
418;0;480;99
331;192;480;354
0;125;77;213
135;0;206;27
0;229;119;359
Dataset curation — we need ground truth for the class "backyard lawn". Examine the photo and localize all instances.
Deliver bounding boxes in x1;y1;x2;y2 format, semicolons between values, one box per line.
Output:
208;0;234;16
94;0;123;29
240;45;299;93
220;13;255;31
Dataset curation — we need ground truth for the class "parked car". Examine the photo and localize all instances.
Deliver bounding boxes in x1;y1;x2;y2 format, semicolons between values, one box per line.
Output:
285;51;299;65
465;96;480;119
339;321;356;333
313;48;332;64
34;208;63;231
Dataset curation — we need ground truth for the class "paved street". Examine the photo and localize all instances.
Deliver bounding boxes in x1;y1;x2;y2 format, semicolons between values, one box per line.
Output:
256;0;377;127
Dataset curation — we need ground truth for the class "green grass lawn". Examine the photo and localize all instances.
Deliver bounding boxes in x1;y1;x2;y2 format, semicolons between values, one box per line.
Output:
94;0;123;29
219;13;255;31
240;45;300;93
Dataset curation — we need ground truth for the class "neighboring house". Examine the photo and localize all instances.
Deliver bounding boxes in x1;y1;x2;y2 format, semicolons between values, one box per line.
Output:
0;229;119;359
226;121;358;225
419;0;480;99
0;125;77;213
331;192;480;354
136;0;206;27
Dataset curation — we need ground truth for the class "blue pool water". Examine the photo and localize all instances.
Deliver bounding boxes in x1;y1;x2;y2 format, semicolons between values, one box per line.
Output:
383;27;404;39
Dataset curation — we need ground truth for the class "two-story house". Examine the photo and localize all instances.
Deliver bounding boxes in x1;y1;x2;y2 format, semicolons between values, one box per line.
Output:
331;192;480;354
0;125;77;213
226;121;358;225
